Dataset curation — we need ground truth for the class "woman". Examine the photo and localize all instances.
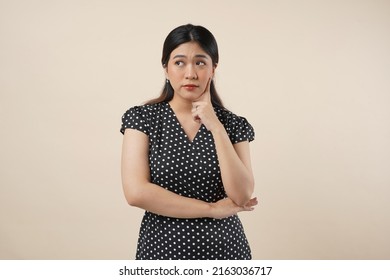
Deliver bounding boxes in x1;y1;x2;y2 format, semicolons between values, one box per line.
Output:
120;24;258;260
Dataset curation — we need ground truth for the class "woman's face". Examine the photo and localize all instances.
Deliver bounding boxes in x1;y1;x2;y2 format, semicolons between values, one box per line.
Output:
165;42;215;103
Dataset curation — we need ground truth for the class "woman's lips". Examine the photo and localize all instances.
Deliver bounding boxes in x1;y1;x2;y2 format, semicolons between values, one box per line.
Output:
183;84;198;91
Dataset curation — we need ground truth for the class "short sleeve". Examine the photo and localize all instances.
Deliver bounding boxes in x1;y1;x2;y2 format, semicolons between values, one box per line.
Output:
227;116;255;144
120;106;150;135
216;107;255;144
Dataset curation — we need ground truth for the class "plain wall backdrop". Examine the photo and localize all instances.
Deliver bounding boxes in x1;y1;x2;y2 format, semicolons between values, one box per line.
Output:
1;0;389;259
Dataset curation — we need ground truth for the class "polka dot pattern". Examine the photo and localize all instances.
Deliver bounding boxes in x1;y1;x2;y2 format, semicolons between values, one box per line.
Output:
120;102;255;260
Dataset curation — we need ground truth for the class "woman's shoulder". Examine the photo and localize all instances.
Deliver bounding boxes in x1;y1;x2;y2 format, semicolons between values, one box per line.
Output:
214;106;255;143
214;106;248;123
120;102;167;135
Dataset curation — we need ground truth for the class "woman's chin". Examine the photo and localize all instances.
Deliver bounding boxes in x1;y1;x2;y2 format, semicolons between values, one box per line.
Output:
175;90;203;102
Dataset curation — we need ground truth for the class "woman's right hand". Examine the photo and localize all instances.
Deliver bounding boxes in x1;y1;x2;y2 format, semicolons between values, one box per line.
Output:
210;197;258;219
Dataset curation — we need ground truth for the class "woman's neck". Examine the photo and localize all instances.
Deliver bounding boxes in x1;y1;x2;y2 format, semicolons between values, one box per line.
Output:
168;95;193;115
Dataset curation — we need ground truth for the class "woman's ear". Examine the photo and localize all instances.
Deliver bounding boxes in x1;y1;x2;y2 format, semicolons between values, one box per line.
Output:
212;63;217;78
163;65;169;80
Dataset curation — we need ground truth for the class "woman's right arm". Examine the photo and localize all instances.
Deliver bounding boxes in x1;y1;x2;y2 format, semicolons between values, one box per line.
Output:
121;129;257;219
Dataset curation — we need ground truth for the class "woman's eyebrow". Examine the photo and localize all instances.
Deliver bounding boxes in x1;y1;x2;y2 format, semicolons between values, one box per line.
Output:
172;54;209;59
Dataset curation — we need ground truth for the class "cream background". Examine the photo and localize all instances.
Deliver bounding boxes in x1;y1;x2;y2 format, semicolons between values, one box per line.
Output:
1;0;389;259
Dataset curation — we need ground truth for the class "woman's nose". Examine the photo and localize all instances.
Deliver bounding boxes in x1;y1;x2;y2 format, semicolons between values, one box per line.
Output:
185;65;197;79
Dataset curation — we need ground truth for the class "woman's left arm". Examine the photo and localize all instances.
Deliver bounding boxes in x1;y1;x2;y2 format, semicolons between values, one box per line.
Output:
210;127;255;206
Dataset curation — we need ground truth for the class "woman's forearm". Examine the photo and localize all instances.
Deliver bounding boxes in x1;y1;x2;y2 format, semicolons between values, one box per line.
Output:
123;180;215;219
211;126;254;206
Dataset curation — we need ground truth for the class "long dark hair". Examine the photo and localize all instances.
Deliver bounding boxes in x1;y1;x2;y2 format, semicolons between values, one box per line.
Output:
145;24;225;108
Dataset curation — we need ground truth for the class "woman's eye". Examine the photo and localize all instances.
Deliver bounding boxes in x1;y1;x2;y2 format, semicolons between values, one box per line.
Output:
175;61;184;66
196;61;206;66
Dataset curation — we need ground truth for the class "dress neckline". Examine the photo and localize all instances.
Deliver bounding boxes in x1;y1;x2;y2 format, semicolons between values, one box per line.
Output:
165;102;203;144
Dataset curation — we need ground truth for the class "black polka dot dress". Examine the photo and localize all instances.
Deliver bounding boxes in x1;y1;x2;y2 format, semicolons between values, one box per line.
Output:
120;102;255;260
